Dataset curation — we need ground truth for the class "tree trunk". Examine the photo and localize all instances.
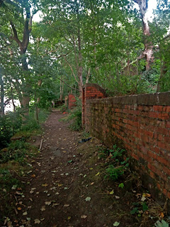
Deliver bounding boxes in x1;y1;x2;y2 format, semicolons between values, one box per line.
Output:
0;73;4;116
60;75;63;101
134;0;152;70
10;9;32;116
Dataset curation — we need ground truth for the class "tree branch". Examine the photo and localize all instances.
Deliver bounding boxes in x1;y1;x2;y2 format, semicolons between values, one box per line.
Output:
64;56;79;84
10;21;22;47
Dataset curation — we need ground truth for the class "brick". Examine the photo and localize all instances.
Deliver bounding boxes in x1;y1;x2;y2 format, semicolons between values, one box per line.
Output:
131;153;139;160
157;183;161;190
163;166;170;176
150;171;155;178
153;106;163;112
149;112;159;118
158;134;164;141
148;163;157;173
157;141;167;150
160;113;169;120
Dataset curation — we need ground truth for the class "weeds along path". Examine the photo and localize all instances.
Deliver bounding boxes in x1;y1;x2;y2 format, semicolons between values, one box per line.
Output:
11;110;144;227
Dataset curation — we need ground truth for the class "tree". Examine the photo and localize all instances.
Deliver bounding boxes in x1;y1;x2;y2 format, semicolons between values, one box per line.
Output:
0;0;40;115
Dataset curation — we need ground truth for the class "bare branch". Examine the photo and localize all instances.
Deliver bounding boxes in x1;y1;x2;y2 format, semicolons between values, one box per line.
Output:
10;21;22;47
64;56;79;84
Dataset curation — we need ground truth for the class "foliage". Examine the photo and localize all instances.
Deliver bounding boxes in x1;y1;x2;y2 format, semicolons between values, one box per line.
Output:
59;104;68;113
130;201;148;215
0;168;19;185
105;165;125;181
0;140;35;164
104;145;129;181
68;106;82;131
0;112;22;149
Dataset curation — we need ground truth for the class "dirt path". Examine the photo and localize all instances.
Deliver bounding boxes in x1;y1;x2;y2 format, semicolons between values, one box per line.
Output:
10;110;154;227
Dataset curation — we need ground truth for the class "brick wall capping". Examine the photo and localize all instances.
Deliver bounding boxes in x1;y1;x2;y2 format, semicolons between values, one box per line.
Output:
85;83;108;97
86;91;170;106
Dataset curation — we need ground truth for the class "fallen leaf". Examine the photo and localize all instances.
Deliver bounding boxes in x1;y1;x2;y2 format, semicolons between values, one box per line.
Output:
23;211;27;216
52;203;59;207
41;206;46;211
31;174;36;178
45;201;51;205
7;221;13;227
81;215;87;219
12;185;17;190
34;219;41;224
160;212;164;218
85;197;91;202
17;207;22;211
95;172;100;176
115;196;120;199
42;183;48;187
110;190;114;195
90;182;94;185
64;204;70;207
113;221;120;226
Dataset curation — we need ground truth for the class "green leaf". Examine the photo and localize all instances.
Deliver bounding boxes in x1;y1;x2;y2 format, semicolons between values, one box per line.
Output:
142;202;148;211
154;220;169;227
113;221;120;226
130;207;138;215
85;197;91;202
118;183;124;189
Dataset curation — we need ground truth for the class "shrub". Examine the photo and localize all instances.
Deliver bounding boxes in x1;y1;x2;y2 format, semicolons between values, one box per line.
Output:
104;145;129;181
0;112;22;149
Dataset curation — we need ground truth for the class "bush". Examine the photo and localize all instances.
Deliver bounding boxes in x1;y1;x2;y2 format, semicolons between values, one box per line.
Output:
68;106;82;131
104;145;129;181
0;112;22;149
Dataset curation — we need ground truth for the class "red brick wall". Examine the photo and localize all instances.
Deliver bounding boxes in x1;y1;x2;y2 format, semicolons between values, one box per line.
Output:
82;83;107;125
85;91;170;203
68;94;76;109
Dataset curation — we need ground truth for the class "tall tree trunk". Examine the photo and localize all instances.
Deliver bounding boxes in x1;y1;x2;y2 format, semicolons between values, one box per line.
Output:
11;87;16;112
35;79;42;123
0;72;4;116
76;0;83;98
60;75;63;101
10;8;32;115
134;0;152;70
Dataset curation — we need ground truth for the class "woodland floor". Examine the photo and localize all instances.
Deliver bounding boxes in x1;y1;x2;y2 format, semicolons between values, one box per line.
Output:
1;110;168;227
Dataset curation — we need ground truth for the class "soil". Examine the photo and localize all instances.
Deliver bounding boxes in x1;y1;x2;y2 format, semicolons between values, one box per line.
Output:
1;110;166;227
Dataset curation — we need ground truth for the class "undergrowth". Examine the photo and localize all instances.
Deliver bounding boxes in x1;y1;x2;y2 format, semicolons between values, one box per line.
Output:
0;140;37;164
98;145;129;181
59;101;82;131
0;109;48;224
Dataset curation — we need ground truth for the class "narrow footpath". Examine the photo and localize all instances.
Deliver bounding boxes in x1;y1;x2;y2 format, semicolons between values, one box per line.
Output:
12;110;154;227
